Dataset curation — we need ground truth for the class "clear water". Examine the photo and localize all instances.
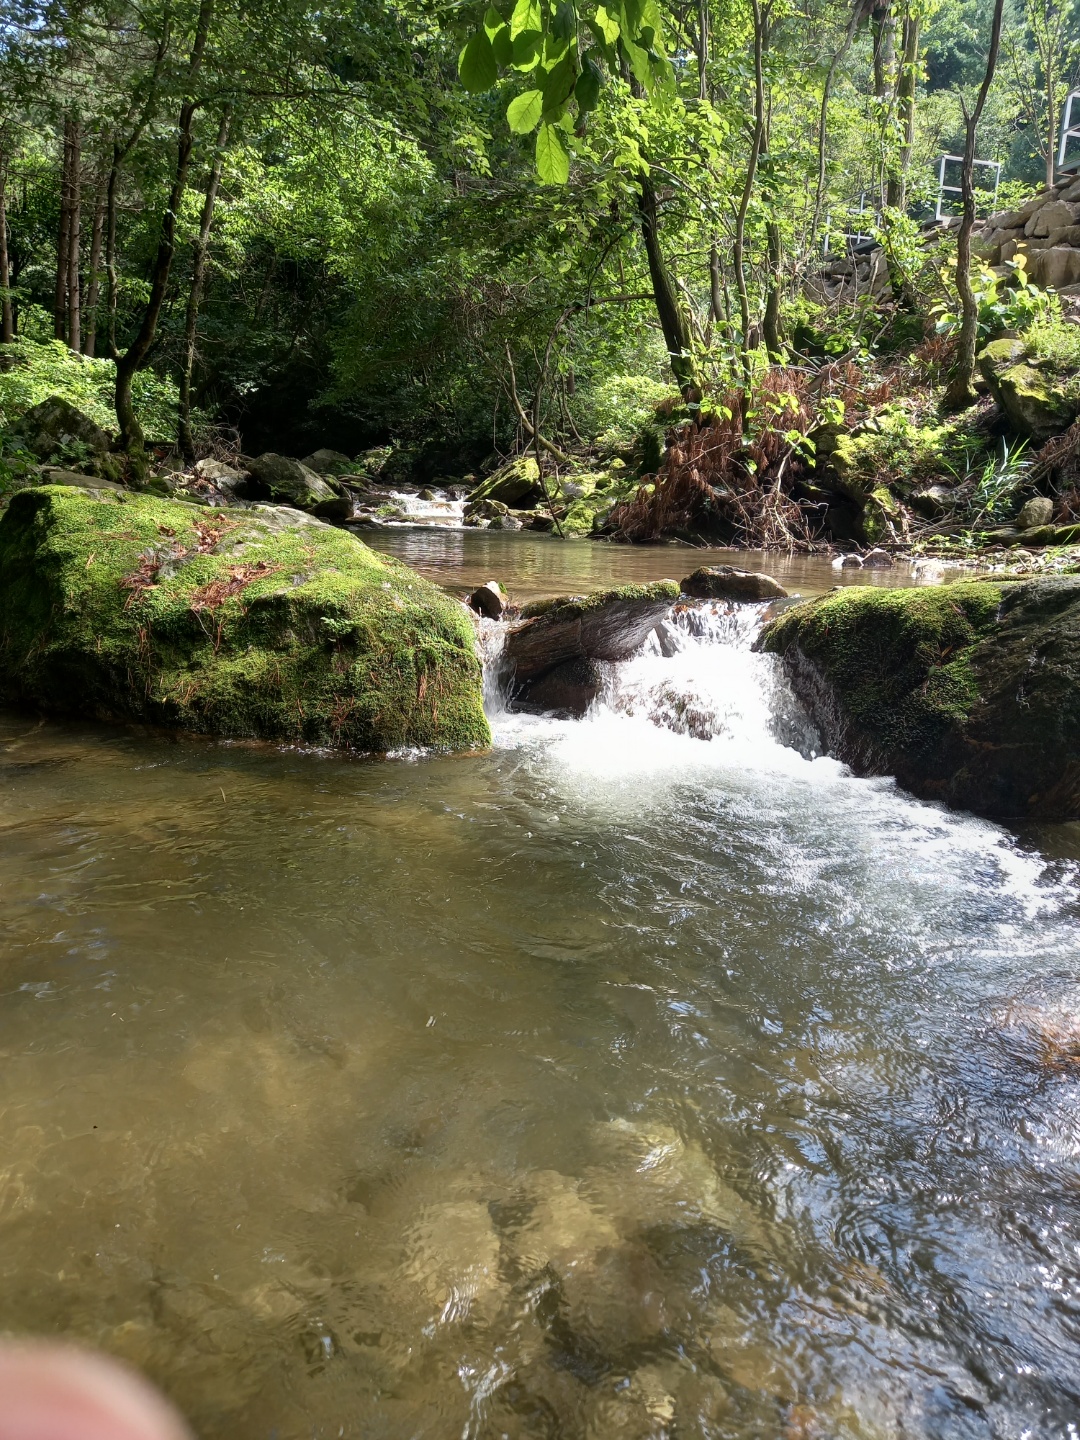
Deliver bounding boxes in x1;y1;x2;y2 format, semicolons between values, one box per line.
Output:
1;533;1078;1439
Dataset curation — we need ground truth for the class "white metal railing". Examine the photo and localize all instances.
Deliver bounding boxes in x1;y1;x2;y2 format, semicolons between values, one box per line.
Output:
935;155;1002;220
1058;89;1080;173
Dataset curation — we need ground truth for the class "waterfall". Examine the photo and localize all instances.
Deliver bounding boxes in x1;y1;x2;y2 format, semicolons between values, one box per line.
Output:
480;599;820;760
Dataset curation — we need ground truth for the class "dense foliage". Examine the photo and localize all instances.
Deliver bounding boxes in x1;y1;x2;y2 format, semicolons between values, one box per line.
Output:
0;0;1076;482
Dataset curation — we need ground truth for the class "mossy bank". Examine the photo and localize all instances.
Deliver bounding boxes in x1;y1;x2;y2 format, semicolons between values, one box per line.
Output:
761;579;1080;819
0;486;489;752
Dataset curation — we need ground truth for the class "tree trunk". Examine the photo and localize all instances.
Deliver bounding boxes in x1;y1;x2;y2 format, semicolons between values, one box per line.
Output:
0;161;13;346
115;0;214;459
945;0;1005;409
84;176;106;357
54;126;72;341
734;0;767;385
179;105;231;459
886;10;920;209
66;121;82;354
696;0;708;101
1046;54;1057;188
709;242;723;326
811;3;861;253
763;218;783;359
638;171;697;397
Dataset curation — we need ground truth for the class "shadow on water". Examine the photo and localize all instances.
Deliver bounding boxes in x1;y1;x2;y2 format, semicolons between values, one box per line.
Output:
0;544;1078;1439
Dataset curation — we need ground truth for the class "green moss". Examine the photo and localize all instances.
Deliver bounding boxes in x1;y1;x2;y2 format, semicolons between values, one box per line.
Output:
518;580;679;621
762;582;1007;757
0;486;489;753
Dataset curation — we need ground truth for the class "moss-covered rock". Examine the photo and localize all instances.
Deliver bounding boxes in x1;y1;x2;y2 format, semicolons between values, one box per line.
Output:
469;456;542;507
760;578;1080;818
0;486;489;753
978;338;1079;440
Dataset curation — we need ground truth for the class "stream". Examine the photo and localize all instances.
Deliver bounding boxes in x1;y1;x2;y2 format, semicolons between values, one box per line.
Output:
2;531;1080;1438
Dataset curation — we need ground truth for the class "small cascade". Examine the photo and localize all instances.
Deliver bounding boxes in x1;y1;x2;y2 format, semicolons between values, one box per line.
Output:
598;600;820;756
479;598;819;760
387;489;466;526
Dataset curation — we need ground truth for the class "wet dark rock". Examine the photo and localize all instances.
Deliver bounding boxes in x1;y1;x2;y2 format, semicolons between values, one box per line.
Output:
861;548;893;568
505;581;678;709
417;487;437;502
469;581;507;619
246;453;336;511
681;565;788;601
761;578;1080;819
310;495;355;523
515;656;603;717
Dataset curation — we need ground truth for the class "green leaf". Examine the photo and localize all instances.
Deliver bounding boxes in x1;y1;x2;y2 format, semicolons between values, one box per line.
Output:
552;0;575;41
490;23;513;65
510;0;542;39
541;55;576;116
593;4;619;42
574;59;601;112
535;122;569;183
507;89;544;132
511;30;542;68
459;30;497;91
483;6;505;36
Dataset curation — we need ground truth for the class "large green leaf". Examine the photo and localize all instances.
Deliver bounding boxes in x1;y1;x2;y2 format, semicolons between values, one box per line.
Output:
574;59;601;112
535;123;569;184
459;31;497;91
507;89;543;132
541;55;576;117
490;24;513;65
593;4;619;42
510;0;542;39
511;30;542;68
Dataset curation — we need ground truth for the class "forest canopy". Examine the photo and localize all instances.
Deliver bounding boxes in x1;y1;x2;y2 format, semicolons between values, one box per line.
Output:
0;0;1075;467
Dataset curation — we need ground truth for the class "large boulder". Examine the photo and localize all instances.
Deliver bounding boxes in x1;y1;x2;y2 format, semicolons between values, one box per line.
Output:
245;453;337;511
505;581;678;713
0;487;489;753
1028;246;1080;291
977;339;1078;441
300;448;352;475
681;566;788;601
469;456;543;508
760;579;1080;819
10;397;114;472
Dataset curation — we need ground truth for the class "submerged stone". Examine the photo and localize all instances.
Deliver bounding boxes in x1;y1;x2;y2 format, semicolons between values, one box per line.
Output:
760;578;1080;819
0;487;489;753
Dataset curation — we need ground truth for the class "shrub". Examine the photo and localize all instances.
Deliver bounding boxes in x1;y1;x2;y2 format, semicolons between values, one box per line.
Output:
573;373;678;450
0;338;184;444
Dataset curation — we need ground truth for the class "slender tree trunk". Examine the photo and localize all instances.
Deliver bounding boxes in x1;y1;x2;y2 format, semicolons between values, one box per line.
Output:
1046;55;1057;187
886;10;920;208
709;242;723;326
638;172;697;397
696;0;709;101
763;218;783;358
945;0;1005;409
811;4;861;253
115;0;214;458
84;176;106;357
179;105;231;459
872;2;896;202
54;126;72;341
0;162;13;346
734;0;767;385
66;121;82;354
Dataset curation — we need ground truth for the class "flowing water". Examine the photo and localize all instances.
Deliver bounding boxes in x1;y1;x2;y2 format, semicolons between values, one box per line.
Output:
2;532;1080;1439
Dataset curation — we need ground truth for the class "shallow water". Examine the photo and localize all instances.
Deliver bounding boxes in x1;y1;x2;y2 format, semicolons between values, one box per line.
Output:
2;539;1080;1439
361;526;952;604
